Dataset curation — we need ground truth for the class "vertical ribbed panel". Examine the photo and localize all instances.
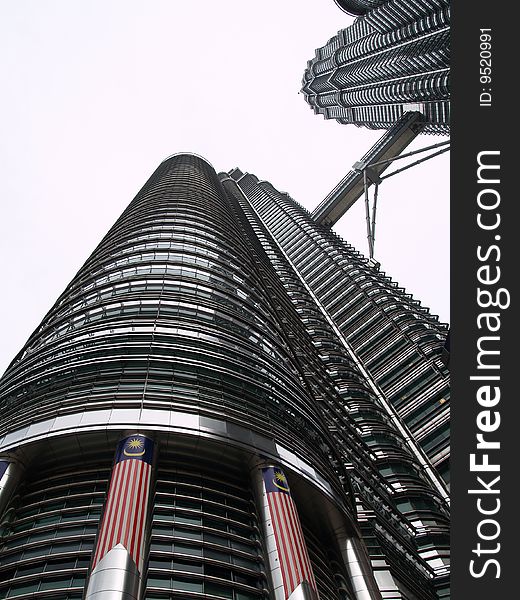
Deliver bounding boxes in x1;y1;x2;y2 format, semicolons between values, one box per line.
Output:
302;0;450;133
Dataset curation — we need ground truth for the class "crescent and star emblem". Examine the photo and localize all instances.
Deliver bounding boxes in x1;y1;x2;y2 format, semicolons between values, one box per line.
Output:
123;437;146;457
273;469;290;492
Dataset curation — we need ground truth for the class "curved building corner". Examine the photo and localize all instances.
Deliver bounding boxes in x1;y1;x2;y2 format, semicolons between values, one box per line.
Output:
0;154;391;600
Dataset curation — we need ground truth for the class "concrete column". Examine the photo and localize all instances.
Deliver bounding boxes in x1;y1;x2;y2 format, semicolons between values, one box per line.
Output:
251;462;319;600
85;434;155;600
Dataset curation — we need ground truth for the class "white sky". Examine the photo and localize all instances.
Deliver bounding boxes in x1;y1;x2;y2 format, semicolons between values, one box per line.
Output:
0;1;449;375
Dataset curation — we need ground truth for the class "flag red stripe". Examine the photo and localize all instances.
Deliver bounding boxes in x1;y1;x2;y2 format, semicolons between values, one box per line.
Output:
113;459;134;549
109;461;127;552
267;490;317;598
291;499;317;589
277;493;301;589
135;463;151;567
93;459;124;567
106;460;134;557
268;493;293;594
285;495;315;588
128;459;144;562
280;495;305;585
108;460;131;553
122;459;139;553
129;460;146;563
271;492;300;596
93;458;151;571
96;460;121;563
122;459;139;550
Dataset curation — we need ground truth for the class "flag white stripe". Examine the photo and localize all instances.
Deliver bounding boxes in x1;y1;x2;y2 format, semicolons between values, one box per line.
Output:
271;492;298;595
278;493;303;588
117;458;136;550
110;459;133;550
290;499;317;588
128;459;145;562
93;459;124;566
286;496;314;588
130;460;145;562
135;463;151;569
93;457;152;571
283;495;306;585
269;493;293;593
267;489;318;598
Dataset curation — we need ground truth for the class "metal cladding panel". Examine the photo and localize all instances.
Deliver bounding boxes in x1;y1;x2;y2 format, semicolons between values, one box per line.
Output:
231;170;450;599
302;0;450;133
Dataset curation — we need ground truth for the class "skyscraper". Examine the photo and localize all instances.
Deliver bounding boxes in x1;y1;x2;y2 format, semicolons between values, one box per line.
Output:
0;154;449;600
301;0;450;133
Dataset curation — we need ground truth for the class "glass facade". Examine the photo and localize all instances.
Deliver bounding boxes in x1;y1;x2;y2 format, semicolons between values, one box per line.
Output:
0;462;109;599
223;168;450;599
0;154;449;600
146;455;266;600
227;170;450;485
302;0;450;133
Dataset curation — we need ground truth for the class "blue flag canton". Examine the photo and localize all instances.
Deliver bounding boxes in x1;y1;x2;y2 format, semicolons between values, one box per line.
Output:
0;461;9;480
263;466;291;494
115;435;154;465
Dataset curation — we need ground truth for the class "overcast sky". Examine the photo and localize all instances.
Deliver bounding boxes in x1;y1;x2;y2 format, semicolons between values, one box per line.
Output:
0;1;449;375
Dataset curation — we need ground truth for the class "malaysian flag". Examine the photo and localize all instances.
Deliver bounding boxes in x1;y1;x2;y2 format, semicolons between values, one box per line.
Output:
92;434;154;572
263;466;318;598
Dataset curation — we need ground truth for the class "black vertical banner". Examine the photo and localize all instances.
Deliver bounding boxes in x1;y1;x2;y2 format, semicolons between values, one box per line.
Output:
451;1;513;598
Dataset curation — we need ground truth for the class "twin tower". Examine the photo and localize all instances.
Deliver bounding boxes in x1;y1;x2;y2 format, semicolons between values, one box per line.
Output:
0;154;450;600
